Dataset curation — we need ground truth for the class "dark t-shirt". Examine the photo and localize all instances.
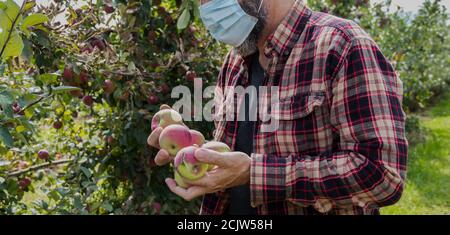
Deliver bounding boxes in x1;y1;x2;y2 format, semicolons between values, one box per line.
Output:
226;54;264;215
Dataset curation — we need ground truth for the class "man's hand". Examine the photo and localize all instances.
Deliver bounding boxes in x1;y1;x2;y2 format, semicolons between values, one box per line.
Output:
147;104;173;166
165;148;251;201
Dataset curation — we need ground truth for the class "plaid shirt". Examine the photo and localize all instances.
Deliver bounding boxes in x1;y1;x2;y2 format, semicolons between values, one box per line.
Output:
200;1;408;215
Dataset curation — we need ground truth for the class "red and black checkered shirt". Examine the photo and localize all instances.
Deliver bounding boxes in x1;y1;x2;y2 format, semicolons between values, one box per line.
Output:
201;1;408;215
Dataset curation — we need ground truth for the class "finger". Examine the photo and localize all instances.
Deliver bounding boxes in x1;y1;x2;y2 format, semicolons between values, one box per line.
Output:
183;175;214;188
160;104;171;110
195;148;228;167
147;127;163;148
155;149;172;166
165;178;209;201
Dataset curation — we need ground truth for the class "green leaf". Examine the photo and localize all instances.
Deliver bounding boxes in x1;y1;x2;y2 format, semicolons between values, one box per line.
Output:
0;126;13;147
0;2;6;10
20;13;48;31
101;202;113;212
1;30;24;59
0;10;13;49
4;0;20;21
52;86;82;94
0;90;14;105
192;0;200;20
23;1;36;12
80;166;92;178
177;8;190;30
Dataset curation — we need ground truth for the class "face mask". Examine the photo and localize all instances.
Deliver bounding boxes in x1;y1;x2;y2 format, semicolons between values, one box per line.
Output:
200;0;264;47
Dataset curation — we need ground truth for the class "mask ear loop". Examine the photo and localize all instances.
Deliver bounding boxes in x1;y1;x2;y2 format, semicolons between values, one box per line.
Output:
257;0;265;13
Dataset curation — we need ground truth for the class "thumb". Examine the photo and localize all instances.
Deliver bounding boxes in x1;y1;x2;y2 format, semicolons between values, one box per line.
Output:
195;148;228;167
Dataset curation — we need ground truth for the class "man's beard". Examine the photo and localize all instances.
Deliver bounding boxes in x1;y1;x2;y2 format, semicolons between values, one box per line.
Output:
236;0;268;57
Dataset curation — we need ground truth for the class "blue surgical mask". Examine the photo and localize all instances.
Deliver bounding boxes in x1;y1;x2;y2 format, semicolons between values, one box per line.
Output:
200;0;264;47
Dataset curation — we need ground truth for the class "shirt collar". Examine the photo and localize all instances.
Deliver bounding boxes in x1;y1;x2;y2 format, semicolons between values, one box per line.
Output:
264;0;312;58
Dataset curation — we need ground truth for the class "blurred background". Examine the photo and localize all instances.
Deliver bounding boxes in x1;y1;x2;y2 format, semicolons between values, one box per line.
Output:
0;0;448;215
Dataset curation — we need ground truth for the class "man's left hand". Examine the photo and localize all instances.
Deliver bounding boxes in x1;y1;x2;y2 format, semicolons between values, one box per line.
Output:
165;148;251;201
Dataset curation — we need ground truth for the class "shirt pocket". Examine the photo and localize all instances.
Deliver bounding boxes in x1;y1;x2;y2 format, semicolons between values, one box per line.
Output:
271;91;326;120
256;91;328;156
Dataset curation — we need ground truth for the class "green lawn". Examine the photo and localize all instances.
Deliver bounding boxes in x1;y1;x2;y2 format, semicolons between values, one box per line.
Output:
382;96;450;215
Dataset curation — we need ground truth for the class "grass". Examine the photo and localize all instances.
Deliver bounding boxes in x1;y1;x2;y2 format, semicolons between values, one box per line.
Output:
382;96;450;215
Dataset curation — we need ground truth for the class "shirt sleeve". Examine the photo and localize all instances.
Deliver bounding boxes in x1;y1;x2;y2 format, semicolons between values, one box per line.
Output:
249;38;408;212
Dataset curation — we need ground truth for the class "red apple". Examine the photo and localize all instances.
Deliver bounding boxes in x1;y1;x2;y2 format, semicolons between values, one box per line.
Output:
63;67;73;80
174;146;208;181
151;109;183;131
103;79;115;95
159;124;193;156
104;4;115;14
189;130;205;146
19;177;31;190
186;71;196;82
38;149;50;160
82;95;94;106
79;71;89;84
70;89;83;98
53;121;63;130
160;83;170;95
18;161;29;169
148;95;159;105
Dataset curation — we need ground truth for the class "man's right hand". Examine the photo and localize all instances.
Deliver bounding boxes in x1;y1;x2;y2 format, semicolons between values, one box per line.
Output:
147;104;173;166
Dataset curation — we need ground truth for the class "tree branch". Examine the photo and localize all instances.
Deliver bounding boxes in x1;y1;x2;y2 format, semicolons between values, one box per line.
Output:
7;158;74;177
18;94;48;114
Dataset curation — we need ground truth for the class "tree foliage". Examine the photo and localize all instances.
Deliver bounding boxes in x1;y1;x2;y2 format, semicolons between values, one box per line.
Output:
0;0;448;214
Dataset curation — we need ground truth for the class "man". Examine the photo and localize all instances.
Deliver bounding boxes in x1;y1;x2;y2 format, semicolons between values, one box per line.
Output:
148;0;408;215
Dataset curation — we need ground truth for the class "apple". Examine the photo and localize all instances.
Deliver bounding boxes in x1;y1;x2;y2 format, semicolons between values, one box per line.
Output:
63;67;73;80
82;95;94;106
202;141;231;170
160;83;170;95
189;130;205;146
103;79;115;94
19;177;31;190
91;38;106;51
151;109;183;131
53;121;63;130
104;4;115;14
18;161;29;169
186;71;196;82
148;95;159;105
81;46;93;54
174;146;208;181
202;141;231;153
174;170;190;189
159;124;193;156
38;150;49;160
79;71;89;84
70;89;83;98
152;202;162;215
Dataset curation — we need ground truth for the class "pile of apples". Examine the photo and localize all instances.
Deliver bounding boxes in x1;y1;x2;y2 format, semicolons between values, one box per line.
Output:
149;109;231;188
